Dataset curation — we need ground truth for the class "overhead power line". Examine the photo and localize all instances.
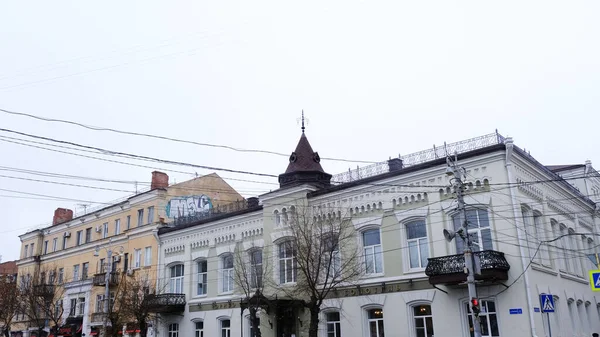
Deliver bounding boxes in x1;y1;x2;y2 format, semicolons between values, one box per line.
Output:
0;108;377;164
0;127;278;178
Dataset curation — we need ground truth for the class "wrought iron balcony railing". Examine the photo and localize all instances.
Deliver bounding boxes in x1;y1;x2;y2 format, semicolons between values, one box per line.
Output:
33;284;55;297
145;293;186;314
425;250;510;286
92;272;119;287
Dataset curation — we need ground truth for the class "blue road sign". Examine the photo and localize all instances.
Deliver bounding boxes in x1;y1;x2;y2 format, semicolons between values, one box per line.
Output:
540;294;555;313
509;308;523;315
590;270;600;292
534;307;540;313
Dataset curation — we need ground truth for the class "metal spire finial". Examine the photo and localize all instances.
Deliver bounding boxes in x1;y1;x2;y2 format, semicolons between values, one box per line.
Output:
301;110;305;133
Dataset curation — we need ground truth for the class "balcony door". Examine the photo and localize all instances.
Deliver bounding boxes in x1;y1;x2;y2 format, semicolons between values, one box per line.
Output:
453;209;493;253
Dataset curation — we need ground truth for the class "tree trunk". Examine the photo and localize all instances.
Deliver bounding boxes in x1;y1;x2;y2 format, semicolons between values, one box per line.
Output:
308;305;320;337
139;320;147;337
3;327;9;337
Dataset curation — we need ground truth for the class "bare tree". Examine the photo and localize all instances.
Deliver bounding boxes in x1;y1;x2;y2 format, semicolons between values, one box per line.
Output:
20;267;66;337
117;274;159;337
285;203;362;337
101;273;129;337
234;241;272;337
0;276;19;337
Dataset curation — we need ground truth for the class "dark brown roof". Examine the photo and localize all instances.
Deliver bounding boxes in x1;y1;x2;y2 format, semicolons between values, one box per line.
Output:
546;164;585;172
284;133;326;173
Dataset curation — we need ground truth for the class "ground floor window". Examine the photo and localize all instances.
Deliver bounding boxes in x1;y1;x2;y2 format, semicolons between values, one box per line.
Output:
413;304;434;337
367;308;384;337
221;319;231;337
195;321;203;337
168;323;179;337
465;300;499;337
326;311;341;337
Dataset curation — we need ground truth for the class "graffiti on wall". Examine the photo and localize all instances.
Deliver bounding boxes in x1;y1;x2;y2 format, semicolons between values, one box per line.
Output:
166;195;213;218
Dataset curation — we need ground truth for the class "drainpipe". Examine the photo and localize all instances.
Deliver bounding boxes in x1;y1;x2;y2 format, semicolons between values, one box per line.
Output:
504;137;537;337
152;228;161;337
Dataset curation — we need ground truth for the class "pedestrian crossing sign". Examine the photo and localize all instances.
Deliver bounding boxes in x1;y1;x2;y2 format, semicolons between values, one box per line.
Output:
590;270;600;292
540;294;555;313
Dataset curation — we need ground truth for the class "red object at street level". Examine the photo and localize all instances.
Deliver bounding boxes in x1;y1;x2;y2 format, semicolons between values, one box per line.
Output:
471;297;481;317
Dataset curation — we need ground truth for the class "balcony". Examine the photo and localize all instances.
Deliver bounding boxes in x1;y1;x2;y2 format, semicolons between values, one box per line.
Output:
145;293;186;314
91;312;108;323
425;250;510;286
93;272;120;287
33;284;55;297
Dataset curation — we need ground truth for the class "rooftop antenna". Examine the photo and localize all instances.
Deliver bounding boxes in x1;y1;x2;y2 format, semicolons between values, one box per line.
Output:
78;203;90;215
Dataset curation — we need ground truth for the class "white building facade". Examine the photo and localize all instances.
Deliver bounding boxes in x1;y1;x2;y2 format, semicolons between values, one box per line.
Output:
156;130;600;337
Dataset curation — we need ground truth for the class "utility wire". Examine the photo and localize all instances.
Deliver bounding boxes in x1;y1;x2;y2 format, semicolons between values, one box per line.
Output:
0;108;377;164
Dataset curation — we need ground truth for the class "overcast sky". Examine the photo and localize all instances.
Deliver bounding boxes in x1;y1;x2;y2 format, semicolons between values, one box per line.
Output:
1;1;599;262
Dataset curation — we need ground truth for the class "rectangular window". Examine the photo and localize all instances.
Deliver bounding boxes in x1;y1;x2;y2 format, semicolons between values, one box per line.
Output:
24;244;29;258
221;320;231;337
69;298;77;316
58;268;64;284
197;260;208;295
43;240;49;254
100;258;106;273
168;323;179;337
85;228;92;243
77;297;85;316
53;238;58;252
82;262;89;280
95;294;104;313
30;243;34;257
559;225;570;272
367;309;384;337
144;246;152;266
73;264;80;281
102;222;109;239
62;237;67;250
49;271;56;284
169;265;184;294
55;300;62;318
195;322;204;337
76;230;83;246
222;255;234;293
134;249;141;268
137;209;144;227
453;209;492;253
363;229;383;274
123;253;129;271
407;220;429;269
323;235;341;280
250;249;263;288
413;305;434;337
148;206;155;224
326;312;342;337
279;241;297;283
115;219;121;235
126;215;131;230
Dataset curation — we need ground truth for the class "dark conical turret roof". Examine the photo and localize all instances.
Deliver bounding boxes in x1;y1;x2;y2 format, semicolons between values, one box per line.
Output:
278;132;332;189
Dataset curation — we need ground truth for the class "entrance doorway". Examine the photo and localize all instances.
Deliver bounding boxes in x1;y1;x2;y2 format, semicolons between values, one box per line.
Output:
276;306;297;337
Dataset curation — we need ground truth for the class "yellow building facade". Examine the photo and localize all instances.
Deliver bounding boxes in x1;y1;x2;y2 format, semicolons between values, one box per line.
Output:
14;171;243;337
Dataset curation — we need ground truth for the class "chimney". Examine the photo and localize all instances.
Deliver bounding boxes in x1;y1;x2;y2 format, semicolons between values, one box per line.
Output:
53;208;73;226
388;157;404;172
151;171;169;190
247;197;259;208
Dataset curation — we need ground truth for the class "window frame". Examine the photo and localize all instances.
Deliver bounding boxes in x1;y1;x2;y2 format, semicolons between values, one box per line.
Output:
462;298;501;337
148;206;155;224
221;254;234;293
167;323;179;337
278;240;298;284
362;228;384;275
404;219;430;271
144;246;152;267
451;208;493;253
194;321;204;337
134;248;142;269
220;318;231;337
169;264;185;294
73;264;80;281
115;219;121;235
324;310;342;337
102;222;109;239
250;249;263;289
53;238;58;252
137;209;144;227
76;230;83;246
196;260;208;296
365;307;385;337
82;262;89;280
409;303;434;337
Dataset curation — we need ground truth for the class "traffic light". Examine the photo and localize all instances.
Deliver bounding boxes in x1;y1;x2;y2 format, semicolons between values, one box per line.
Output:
471;297;481;317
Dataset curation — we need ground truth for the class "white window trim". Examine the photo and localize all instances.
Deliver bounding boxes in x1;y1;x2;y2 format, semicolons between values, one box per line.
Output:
169;263;185;294
144;246;152;267
449;208;494;254
277;240;297;285
219;317;232;337
361;227;384;277
407;302;434;337
321;309;342;337
195;259;208;297
362;306;385;337
134;249;142;269
220;254;234;294
460;297;502;337
400;217;430;273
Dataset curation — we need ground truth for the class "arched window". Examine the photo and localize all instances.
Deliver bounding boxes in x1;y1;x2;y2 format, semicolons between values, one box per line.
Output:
196;260;208;296
325;311;341;337
323;234;341;280
411;304;434;337
250;249;263;288
221;254;234;293
366;308;384;337
274;210;281;226
282;208;289;224
194;321;204;337
279;241;297;284
406;220;429;269
363;229;383;274
169;264;184;294
168;323;179;337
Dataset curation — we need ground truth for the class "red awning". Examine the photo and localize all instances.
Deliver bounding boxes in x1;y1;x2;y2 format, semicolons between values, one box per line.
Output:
76;325;82;333
90;332;98;336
